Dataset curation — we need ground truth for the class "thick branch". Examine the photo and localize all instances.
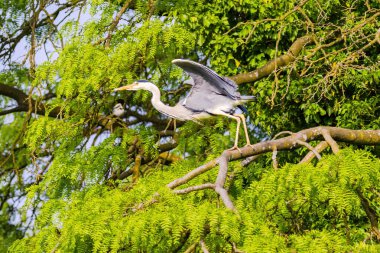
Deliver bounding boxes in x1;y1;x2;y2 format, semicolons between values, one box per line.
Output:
167;159;219;189
229;35;313;84
0;106;26;116
215;152;237;211
168;126;380;210
200;240;209;253
0;83;28;105
226;127;380;160
0;83;60;117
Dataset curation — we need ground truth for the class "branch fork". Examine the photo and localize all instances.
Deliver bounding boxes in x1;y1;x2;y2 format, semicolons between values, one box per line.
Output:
167;126;380;211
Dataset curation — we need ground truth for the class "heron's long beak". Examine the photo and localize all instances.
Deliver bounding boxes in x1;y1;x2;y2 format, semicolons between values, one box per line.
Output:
114;84;135;92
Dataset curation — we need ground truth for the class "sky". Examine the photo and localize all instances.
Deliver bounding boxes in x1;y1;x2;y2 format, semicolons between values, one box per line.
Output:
1;2;98;232
1;3;96;70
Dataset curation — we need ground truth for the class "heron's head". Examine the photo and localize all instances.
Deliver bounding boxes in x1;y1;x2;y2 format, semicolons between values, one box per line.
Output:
114;80;153;92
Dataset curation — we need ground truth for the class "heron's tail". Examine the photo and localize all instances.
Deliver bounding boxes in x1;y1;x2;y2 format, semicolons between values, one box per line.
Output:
240;95;256;101
237;95;256;114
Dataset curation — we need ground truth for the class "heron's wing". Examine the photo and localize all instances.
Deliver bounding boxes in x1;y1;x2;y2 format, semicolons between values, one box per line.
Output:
172;59;240;112
172;59;239;98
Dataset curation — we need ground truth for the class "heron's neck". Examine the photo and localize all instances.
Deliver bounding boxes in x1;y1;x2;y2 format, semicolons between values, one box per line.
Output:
148;86;178;118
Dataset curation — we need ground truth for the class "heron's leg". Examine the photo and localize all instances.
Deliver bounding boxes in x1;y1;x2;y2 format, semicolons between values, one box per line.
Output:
222;114;241;151
232;116;241;149
235;114;251;146
163;118;173;133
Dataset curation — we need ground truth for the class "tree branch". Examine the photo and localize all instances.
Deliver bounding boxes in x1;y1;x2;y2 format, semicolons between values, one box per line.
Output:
0;83;60;117
296;140;322;160
229;35;313;84
168;126;380;210
0;106;25;116
0;2;80;62
0;83;28;105
356;188;380;240
104;0;132;47
299;141;329;164
173;183;215;195
200;240;209;253
167;159;219;189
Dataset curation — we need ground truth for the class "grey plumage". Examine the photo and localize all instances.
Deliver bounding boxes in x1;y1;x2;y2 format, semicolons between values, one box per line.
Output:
114;59;255;149
172;59;254;115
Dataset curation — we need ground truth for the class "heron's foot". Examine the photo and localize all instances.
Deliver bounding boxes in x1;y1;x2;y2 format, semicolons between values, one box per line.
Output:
227;145;242;154
244;143;255;149
244;142;253;147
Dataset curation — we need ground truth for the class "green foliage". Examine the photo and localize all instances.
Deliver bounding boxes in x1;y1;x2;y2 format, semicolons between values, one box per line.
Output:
1;0;380;251
0;206;23;252
169;0;380;133
9;149;380;252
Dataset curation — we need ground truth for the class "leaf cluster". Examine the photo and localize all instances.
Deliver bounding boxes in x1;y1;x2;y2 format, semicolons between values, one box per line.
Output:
9;149;380;252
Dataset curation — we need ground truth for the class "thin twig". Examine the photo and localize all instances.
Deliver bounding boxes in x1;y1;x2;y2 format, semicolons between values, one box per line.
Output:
295;140;322;160
173;183;215;194
299;141;329;164
184;242;197;253
104;0;132;47
241;154;260;167
273;131;293;140
200;240;209;253
272;146;278;170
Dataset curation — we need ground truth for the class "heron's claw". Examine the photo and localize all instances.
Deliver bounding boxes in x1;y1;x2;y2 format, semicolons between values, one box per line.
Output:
244;143;255;150
227;145;242;154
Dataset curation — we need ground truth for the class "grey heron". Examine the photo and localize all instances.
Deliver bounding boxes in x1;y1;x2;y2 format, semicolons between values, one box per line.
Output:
114;59;255;150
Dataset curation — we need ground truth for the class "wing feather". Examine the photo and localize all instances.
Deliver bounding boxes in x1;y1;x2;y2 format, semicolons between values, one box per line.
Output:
172;59;240;112
173;59;239;98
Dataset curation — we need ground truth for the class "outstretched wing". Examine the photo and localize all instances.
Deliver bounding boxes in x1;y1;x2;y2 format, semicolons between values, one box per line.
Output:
172;59;240;112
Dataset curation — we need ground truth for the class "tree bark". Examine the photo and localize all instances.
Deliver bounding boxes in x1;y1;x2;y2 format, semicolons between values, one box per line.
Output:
229;35;313;84
168;126;380;210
